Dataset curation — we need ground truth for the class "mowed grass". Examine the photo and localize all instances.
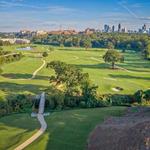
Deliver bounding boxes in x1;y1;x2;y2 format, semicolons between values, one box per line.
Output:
0;114;39;150
40;47;150;94
22;107;125;150
0;45;150;101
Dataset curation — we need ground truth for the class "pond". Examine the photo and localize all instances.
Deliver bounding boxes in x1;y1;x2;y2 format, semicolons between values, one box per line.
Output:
16;46;32;51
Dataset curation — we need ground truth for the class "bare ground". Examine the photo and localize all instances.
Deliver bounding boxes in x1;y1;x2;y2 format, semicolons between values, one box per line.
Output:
87;107;150;150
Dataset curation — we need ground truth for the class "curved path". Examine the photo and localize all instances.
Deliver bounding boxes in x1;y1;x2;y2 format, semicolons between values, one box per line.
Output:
30;59;46;79
14;92;47;150
8;59;46;81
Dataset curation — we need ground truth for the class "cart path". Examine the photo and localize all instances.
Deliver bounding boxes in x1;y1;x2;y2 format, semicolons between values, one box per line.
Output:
14;92;47;150
30;59;46;79
6;59;46;81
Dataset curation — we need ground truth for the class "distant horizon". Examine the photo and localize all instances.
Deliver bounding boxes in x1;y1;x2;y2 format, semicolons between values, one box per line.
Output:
0;23;150;33
1;0;150;32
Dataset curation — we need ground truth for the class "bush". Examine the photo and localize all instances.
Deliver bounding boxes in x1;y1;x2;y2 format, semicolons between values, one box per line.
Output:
143;89;150;101
45;87;65;110
133;90;143;103
0;94;34;117
133;89;150;105
42;52;48;57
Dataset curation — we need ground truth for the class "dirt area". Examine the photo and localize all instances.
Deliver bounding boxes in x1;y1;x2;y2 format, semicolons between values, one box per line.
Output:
87;107;150;150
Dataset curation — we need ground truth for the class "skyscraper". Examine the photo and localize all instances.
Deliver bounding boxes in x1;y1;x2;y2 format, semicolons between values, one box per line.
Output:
118;23;121;32
142;24;146;31
112;25;115;32
104;24;109;32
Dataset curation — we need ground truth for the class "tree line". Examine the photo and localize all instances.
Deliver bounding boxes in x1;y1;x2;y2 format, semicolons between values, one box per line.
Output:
0;47;23;73
32;33;150;59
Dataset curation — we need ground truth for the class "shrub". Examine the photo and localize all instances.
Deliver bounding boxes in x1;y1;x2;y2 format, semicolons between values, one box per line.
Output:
42;52;48;57
45;87;65;110
133;90;143;103
143;89;150;101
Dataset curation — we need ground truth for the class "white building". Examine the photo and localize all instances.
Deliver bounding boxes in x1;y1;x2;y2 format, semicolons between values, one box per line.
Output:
0;38;30;44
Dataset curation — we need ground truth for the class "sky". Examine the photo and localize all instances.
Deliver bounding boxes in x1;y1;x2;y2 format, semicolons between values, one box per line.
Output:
0;0;150;32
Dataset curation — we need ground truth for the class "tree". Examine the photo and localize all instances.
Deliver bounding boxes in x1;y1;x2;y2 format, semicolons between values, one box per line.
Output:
143;44;150;59
48;46;55;52
107;41;114;49
0;47;3;51
82;39;92;50
42;52;48;57
47;61;89;96
103;49;124;69
81;81;98;106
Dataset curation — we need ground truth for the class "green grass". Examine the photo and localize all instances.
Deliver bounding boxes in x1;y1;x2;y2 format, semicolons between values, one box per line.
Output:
0;45;150;101
26;107;125;150
0;114;39;150
0;107;126;150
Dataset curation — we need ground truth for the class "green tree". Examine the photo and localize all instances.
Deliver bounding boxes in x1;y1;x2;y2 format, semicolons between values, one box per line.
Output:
107;41;114;49
82;39;92;50
103;49;124;69
143;44;150;59
42;52;48;57
81;81;98;107
47;61;90;96
48;46;55;52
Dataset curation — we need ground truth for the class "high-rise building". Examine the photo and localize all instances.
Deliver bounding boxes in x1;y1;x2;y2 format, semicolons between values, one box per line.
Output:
118;23;121;32
142;24;146;31
104;24;110;32
112;25;115;32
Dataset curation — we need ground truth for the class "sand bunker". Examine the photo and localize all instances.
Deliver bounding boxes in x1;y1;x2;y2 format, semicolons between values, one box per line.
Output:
112;87;123;92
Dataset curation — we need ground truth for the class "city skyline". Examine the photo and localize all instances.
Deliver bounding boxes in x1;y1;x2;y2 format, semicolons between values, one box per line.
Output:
0;0;150;32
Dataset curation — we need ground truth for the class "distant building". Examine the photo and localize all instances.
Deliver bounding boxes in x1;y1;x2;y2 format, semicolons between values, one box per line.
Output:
15;38;30;44
0;38;30;44
118;23;121;32
121;27;127;33
149;28;150;34
84;28;95;35
48;29;78;35
104;24;110;33
142;24;146;31
112;25;115;32
36;30;47;36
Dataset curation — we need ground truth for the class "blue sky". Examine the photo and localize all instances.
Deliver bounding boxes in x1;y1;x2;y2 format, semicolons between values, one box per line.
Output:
0;0;150;32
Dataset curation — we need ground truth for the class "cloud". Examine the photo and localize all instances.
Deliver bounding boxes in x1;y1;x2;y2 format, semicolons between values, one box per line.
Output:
47;6;77;14
118;1;138;18
130;3;142;8
118;0;150;22
0;0;77;15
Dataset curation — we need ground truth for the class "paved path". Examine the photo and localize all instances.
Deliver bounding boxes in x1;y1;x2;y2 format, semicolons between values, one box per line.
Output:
31;59;46;79
8;59;46;81
14;92;47;150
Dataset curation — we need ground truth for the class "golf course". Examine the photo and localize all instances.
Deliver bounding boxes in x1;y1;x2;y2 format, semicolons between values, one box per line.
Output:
0;44;149;150
0;45;149;99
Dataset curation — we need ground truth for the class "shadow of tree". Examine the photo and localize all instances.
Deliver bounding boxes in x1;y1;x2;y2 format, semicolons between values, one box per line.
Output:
74;63;110;69
109;74;150;81
0;82;48;94
58;48;104;52
2;73;49;80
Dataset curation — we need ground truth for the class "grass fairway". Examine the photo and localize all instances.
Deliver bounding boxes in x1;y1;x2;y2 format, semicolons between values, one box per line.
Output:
25;107;125;150
0;114;39;150
0;45;149;100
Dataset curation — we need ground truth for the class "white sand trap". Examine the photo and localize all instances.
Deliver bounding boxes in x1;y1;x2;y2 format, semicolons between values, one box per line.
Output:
104;77;117;81
112;88;120;92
